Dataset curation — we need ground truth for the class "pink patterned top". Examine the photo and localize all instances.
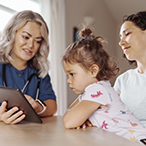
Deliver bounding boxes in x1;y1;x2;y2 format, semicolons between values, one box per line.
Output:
78;81;146;141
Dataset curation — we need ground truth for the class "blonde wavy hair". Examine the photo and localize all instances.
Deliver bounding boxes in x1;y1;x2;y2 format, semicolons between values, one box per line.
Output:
0;10;50;78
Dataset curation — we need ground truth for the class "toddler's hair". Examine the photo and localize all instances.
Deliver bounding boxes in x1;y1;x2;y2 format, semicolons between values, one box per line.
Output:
63;26;120;81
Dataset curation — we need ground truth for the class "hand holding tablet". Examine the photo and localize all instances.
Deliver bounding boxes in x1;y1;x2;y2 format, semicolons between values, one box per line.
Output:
0;86;42;124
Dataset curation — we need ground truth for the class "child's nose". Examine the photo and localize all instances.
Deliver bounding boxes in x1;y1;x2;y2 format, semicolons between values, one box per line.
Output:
67;78;71;84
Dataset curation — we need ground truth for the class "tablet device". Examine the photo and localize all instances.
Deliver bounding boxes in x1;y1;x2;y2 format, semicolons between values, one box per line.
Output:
0;86;42;123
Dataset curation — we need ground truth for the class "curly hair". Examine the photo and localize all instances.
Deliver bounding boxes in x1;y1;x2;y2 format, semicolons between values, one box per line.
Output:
63;26;120;81
0;10;50;78
122;11;146;66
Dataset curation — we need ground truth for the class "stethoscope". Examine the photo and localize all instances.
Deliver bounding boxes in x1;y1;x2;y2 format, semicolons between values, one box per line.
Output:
2;64;40;100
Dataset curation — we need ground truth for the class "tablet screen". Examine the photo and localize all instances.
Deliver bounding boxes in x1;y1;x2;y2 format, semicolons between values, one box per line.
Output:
0;86;42;123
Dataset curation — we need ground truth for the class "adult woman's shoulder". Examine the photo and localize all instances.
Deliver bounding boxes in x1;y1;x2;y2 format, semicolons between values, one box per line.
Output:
117;68;137;80
114;68;137;94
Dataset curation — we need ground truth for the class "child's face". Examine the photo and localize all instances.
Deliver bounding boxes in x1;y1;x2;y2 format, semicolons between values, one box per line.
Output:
63;62;98;95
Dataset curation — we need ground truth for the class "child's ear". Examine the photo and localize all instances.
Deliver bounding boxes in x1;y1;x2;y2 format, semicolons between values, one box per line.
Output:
90;64;99;77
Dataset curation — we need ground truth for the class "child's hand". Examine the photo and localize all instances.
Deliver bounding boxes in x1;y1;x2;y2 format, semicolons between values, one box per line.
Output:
76;119;92;129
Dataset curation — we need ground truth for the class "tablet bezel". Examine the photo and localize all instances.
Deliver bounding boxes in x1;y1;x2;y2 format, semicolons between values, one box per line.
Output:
0;86;42;123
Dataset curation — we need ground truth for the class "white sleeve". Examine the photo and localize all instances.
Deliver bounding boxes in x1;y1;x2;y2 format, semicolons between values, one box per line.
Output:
113;76;122;95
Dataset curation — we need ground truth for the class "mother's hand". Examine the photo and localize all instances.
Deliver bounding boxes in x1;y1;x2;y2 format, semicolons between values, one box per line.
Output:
0;101;26;124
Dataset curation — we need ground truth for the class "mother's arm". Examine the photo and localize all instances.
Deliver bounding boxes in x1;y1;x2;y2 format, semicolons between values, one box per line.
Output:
41;99;57;116
25;95;57;117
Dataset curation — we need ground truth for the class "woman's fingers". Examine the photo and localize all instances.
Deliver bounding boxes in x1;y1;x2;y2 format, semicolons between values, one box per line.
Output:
24;94;37;109
0;101;7;113
10;113;26;124
0;106;25;124
0;101;8;121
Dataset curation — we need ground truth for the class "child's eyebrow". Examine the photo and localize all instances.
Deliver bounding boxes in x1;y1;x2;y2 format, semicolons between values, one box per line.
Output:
66;70;72;73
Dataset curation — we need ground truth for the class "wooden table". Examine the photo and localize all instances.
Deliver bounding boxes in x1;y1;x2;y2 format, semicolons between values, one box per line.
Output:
0;116;141;146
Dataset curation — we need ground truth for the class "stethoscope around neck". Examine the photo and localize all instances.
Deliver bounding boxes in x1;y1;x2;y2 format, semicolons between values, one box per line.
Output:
2;64;40;100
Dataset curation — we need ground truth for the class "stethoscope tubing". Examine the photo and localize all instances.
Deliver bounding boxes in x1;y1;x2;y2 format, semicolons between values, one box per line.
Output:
2;64;40;100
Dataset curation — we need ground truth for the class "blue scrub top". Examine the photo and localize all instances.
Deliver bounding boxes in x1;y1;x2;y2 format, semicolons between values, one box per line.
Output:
0;63;56;102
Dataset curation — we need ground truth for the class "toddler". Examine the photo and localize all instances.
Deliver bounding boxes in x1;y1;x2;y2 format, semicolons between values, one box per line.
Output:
62;26;146;145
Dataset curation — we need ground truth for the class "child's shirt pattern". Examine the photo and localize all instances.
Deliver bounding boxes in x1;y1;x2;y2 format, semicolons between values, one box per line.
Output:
78;81;146;141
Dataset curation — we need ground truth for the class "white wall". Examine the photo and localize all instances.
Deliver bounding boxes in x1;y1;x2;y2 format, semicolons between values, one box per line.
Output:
65;0;117;107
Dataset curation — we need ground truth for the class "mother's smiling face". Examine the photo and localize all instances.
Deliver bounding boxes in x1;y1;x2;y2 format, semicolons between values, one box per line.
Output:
119;21;146;62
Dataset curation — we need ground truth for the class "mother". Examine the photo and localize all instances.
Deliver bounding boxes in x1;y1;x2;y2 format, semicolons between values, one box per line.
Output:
114;11;146;127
